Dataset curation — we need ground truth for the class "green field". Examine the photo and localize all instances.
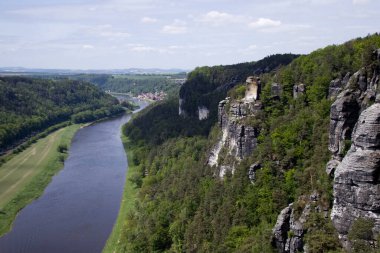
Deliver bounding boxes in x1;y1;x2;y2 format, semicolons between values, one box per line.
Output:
0;124;80;236
103;136;139;253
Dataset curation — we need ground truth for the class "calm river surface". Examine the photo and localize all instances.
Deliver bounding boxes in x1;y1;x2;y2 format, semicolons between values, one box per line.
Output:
0;101;148;253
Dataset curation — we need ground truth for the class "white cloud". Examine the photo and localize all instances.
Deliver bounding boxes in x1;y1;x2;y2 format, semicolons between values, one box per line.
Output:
129;45;170;54
131;46;155;52
353;0;370;4
82;44;95;49
199;11;244;25
249;18;282;29
141;17;158;23
161;20;187;34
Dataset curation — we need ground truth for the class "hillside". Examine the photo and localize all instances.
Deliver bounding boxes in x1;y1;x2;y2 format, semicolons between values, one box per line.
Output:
178;54;299;121
0;76;123;153
60;73;185;97
114;34;380;253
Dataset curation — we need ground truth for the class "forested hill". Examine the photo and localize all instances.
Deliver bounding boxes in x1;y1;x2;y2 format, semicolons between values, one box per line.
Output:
54;73;185;96
178;54;299;119
0;76;123;152
116;34;380;253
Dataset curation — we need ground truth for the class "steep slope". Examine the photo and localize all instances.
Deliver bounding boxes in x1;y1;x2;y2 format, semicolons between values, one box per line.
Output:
115;34;380;253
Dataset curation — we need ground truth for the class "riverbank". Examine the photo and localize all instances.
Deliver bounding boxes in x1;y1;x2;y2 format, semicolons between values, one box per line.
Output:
102;135;140;253
0;124;80;237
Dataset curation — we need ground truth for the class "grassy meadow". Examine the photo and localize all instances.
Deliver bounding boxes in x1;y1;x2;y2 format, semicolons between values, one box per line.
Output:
0;124;80;236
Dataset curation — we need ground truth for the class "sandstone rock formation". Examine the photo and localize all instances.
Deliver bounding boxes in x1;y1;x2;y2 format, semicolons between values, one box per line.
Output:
244;76;261;101
208;97;261;176
208;77;262;177
272;192;324;253
293;84;306;99
327;66;379;176
331;102;380;250
197;106;209;120
328;73;350;100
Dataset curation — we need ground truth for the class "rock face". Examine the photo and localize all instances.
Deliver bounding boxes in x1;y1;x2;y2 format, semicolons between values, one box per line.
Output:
245;76;261;101
328;54;380;250
293;84;306;99
272;192;323;253
198;106;209;120
248;162;261;183
208;98;261;176
327;67;379;176
331;103;380;250
179;98;187;117
328;73;350;100
208;77;263;176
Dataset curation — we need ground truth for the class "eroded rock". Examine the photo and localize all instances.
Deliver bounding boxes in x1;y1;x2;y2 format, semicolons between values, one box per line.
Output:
331;103;380;250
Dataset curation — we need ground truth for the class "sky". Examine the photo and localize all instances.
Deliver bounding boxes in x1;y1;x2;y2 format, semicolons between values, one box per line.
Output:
0;0;379;70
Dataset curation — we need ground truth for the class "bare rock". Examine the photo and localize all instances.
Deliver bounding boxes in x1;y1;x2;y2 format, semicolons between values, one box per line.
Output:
272;204;293;252
272;191;323;253
293;84;306;99
326;159;340;177
329;89;360;158
331;103;380;250
248;162;261;183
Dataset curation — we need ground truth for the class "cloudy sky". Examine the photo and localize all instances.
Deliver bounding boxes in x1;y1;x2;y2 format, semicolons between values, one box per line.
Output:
0;0;379;70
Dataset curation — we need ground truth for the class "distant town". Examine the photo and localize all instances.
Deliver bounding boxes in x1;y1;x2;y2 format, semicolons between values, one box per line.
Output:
137;91;167;101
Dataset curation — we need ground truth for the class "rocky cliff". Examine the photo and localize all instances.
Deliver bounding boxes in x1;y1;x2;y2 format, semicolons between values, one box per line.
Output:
272;49;380;253
207;77;262;177
331;101;380;250
329;51;380;251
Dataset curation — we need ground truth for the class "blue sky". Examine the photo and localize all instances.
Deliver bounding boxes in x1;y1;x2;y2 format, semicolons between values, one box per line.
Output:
0;0;379;70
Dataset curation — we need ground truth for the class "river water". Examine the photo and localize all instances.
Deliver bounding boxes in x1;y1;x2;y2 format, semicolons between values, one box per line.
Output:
0;101;147;253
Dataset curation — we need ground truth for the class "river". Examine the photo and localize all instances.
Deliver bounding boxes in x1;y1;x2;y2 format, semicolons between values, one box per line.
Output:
0;100;148;253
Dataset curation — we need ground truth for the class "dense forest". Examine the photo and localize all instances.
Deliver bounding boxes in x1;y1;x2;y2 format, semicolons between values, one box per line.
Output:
116;34;380;252
0;76;123;152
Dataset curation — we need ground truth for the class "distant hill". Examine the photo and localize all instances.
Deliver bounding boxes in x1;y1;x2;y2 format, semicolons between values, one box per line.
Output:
0;67;188;75
0;76;123;152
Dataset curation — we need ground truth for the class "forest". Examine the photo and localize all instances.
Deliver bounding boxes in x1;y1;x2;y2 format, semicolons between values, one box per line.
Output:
56;73;185;97
117;34;380;252
0;76;123;153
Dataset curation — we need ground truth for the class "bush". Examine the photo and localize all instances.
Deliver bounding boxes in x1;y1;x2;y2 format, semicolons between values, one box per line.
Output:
348;218;375;253
57;144;68;153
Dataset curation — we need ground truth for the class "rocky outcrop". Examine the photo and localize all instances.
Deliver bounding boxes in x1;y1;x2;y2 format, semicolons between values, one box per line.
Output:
328;73;350;100
293;84;306;99
248;162;261;183
245;76;261;101
331;102;380;250
328;51;380;250
179;98;187;117
272;192;325;253
209;98;261;175
198;106;209;120
208;77;263;176
327;67;379;176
